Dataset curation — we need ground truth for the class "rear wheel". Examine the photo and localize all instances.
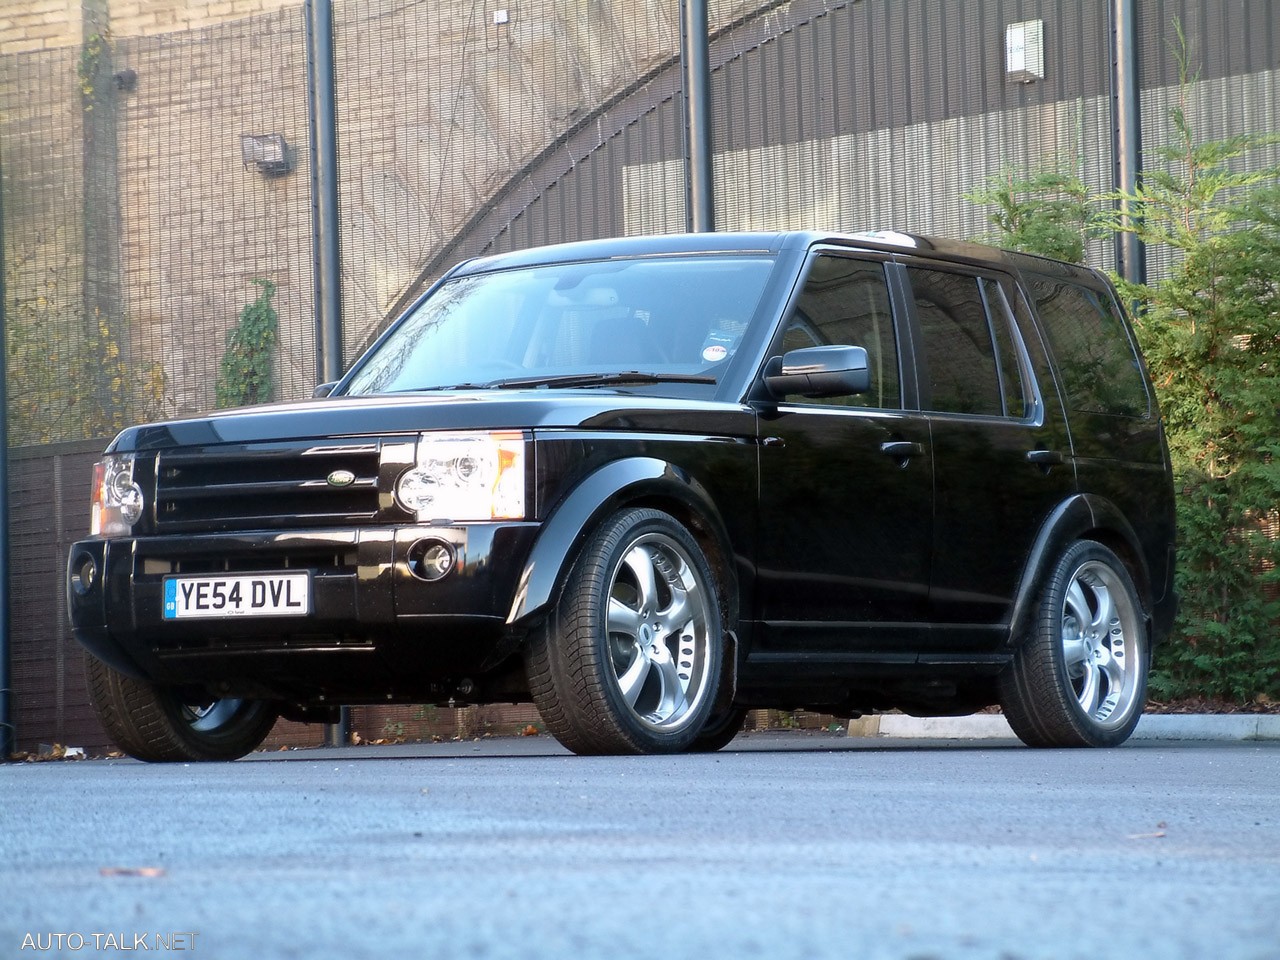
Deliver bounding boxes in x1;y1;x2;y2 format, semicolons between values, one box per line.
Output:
86;653;279;761
999;541;1148;748
526;508;724;755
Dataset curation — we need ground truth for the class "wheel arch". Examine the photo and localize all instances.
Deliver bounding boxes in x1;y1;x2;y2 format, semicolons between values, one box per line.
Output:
506;456;742;631
1008;493;1155;649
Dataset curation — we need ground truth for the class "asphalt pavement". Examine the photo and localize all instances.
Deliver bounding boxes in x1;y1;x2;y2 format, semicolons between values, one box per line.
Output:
3;732;1278;960
854;711;1280;740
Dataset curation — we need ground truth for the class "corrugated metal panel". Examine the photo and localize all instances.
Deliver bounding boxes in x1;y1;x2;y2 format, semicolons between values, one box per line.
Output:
406;0;1280;304
1144;0;1280;85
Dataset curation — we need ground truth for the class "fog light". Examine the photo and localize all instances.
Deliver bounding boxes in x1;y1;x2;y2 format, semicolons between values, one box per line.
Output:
406;540;456;582
71;553;98;596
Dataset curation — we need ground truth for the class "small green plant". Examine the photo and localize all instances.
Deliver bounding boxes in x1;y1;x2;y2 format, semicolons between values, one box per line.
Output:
411;704;440;724
3;241;136;444
77;32;109;107
964;159;1102;263
380;719;406;740
216;279;278;409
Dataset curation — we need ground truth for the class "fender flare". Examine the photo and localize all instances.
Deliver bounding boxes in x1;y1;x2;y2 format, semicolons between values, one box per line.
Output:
1007;493;1154;648
505;456;739;628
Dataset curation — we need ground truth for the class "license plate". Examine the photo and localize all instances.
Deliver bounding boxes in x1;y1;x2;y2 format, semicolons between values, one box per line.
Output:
163;573;311;620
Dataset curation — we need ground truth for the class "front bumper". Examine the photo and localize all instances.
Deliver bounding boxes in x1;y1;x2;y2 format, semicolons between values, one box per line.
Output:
67;523;540;701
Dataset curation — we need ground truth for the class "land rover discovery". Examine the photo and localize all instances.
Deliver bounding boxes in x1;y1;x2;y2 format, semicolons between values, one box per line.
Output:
67;231;1177;759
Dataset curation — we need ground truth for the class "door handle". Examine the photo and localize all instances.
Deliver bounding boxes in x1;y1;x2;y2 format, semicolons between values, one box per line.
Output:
880;441;923;459
1025;449;1065;466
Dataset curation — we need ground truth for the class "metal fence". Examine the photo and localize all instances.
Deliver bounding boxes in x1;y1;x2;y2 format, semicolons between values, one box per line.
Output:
2;0;1278;752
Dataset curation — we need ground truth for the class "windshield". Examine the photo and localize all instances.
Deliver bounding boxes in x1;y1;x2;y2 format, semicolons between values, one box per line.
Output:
342;254;776;395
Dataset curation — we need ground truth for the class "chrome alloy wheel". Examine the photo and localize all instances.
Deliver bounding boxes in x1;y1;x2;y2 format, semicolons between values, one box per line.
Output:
604;532;714;734
1060;560;1144;729
179;696;248;733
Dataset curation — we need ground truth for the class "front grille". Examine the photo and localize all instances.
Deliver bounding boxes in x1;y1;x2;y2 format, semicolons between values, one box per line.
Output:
139;551;358;577
154;439;386;532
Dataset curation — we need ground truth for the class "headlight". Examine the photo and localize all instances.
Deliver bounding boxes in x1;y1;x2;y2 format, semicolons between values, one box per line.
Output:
396;431;526;522
90;454;144;537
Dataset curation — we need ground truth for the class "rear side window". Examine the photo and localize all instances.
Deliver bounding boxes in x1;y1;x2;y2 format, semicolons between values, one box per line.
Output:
906;268;1004;417
1026;276;1150;417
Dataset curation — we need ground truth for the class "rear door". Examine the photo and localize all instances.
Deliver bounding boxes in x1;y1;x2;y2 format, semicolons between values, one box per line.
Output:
894;260;1075;651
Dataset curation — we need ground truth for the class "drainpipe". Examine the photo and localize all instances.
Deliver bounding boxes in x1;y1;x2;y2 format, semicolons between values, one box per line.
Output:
1112;0;1146;285
305;0;349;747
681;0;715;232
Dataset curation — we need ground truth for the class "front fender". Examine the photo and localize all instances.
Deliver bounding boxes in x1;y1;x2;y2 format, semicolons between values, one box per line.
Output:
66;539;150;680
505;456;735;626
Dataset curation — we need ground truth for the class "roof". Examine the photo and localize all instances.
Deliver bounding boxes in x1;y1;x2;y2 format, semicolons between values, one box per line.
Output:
446;229;1105;287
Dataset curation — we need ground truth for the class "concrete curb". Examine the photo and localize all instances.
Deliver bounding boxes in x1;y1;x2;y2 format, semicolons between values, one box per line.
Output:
847;713;1280;741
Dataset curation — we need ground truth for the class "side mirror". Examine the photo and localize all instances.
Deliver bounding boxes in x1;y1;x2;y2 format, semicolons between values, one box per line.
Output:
312;382;338;399
764;345;870;399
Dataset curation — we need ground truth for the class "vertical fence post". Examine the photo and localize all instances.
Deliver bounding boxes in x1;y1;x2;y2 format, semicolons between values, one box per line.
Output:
306;0;345;385
305;0;349;747
1112;0;1145;286
681;0;715;232
0;146;12;757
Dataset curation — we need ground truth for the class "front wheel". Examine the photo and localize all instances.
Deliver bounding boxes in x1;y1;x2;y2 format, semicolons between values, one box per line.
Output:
688;707;747;752
998;541;1149;748
526;508;724;755
86;653;279;761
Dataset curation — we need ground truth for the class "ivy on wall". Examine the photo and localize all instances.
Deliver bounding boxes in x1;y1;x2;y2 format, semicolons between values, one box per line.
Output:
77;31;108;106
216;279;279;409
3;251;167;444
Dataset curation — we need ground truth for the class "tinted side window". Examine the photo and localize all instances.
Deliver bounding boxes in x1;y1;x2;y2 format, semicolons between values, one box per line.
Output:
907;268;1002;417
781;256;900;409
1026;276;1150;417
981;279;1030;420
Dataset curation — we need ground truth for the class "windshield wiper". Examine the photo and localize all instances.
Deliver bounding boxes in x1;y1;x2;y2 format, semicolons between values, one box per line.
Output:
406;383;499;392
489;372;717;390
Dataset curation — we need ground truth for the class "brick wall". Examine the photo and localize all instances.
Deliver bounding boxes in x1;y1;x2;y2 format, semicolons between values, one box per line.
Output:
108;0;297;38
2;0;740;414
111;9;316;417
0;0;299;52
0;0;81;53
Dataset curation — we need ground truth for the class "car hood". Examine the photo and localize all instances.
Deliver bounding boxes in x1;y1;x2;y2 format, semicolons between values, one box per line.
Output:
107;390;759;453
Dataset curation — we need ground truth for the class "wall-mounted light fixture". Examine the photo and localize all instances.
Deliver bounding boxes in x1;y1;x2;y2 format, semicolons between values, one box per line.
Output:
240;133;293;176
1005;19;1045;83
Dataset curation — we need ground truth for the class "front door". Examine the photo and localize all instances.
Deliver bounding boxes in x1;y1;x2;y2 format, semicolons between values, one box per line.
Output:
753;252;934;658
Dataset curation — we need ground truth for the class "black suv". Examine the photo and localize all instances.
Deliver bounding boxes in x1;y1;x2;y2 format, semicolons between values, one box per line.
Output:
68;231;1176;759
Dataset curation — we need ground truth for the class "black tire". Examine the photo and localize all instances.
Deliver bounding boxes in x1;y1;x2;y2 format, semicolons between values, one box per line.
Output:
86;653;279;762
688;707;748;752
526;508;724;755
998;541;1149;748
